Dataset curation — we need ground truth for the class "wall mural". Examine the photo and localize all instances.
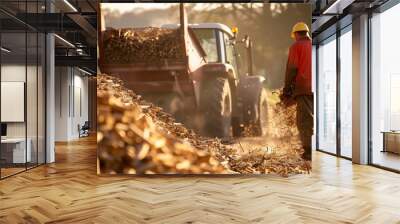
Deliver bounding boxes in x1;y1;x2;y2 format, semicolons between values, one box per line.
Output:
97;3;312;176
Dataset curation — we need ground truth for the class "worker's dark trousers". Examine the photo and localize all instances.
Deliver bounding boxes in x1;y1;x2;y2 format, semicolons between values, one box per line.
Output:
295;95;313;161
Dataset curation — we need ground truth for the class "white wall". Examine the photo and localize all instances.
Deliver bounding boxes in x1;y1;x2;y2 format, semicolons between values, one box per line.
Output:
1;65;26;141
1;63;46;164
55;67;89;141
55;66;69;141
1;65;25;138
72;73;89;138
1;65;34;138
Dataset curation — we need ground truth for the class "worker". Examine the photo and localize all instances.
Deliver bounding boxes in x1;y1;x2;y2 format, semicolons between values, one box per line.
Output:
282;22;313;161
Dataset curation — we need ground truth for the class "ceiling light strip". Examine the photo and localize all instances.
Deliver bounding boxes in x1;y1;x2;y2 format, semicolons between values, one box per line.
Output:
323;0;343;14
54;34;75;48
323;0;355;15
78;67;93;76
63;0;78;12
1;47;11;53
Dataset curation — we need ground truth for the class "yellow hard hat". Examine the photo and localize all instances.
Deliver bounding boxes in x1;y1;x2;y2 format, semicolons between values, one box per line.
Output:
231;26;238;34
291;22;310;39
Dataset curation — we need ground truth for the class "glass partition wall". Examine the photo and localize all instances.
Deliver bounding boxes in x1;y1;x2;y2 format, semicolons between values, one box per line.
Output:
0;1;46;179
0;31;27;177
316;26;353;159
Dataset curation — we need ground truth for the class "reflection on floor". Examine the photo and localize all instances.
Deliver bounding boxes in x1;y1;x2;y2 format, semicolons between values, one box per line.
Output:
0;136;400;223
1;167;25;178
373;151;400;171
0;163;42;179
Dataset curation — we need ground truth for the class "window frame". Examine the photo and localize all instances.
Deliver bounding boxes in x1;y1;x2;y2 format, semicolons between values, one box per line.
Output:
315;23;353;160
367;1;400;173
222;31;239;73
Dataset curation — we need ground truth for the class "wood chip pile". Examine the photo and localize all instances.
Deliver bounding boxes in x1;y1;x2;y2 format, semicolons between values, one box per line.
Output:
97;74;310;176
102;27;185;64
228;147;309;176
97;74;226;174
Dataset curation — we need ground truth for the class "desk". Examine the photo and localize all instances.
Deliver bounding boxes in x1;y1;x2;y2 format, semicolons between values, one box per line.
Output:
1;138;32;163
382;131;400;154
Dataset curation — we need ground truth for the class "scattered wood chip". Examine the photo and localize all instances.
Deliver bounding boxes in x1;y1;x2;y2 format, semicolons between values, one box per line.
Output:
97;74;310;176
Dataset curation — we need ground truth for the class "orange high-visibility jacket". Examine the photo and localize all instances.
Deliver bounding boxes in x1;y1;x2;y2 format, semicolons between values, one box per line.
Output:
285;37;312;96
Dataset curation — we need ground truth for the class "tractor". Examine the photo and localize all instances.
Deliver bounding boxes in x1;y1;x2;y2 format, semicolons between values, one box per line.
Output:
99;4;268;139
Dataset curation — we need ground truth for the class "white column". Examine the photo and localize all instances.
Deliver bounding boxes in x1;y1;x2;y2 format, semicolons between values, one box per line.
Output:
352;14;369;164
46;32;55;163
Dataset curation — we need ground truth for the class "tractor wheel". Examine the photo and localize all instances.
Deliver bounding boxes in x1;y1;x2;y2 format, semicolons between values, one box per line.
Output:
200;77;232;139
254;88;269;136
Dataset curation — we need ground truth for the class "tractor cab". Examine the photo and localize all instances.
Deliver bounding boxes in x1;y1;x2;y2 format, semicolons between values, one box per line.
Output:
162;23;251;79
